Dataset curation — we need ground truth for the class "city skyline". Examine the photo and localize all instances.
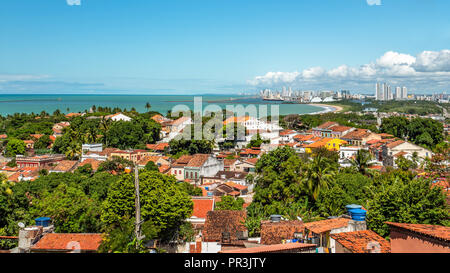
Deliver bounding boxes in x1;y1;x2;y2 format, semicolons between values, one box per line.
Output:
1;0;450;94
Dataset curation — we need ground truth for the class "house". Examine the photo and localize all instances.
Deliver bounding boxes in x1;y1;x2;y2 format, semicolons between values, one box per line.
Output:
31;233;103;253
341;129;381;147
81;147;117;162
223;158;240;172
171;155;194;181
303;216;367;253
65;113;82;118
203;171;248;185
386;222;450;253
202;210;247;243
382;140;433;167
187;197;215;230
260;219;304;245
219;243;316;253
0;134;7;139
324;138;348;151
239;148;262;158
109;149;152;163
304;138;333;153
137;155;170;169
279;130;298;143
312;122;339;137
329;125;354;139
330;230;391;253
146;143;169;154
105;112;132;122
184;154;224;183
78;158;102;172
234;157;257;173
16;154;65;169
49;160;79;173
167;116;192;133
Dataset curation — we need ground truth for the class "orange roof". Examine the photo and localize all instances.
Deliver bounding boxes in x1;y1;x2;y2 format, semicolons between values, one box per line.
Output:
0;134;7;139
191;198;214;219
79;159;102;171
304;217;350;234
31;233;103;252
386;222;450;242
146;142;169;151
158;165;171;173
366;139;381;145
293;134;315;142
30;134;44;139
386;140;405;149
187;154;210;167
223;158;238;167
225;181;248;191
65;113;82;118
240;148;261;155
304;137;333;149
50;160;79;172
219;243;317;253
342;129;371;140
244;157;258;165
330;125;353;133
330;230;391;253
223;116;250;125
279;130;297;136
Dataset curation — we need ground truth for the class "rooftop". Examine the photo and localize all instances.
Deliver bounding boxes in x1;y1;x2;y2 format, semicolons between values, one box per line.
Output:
31;233;103;252
219;242;316;253
304;217;351;234
330;230;391;253
386;222;450;242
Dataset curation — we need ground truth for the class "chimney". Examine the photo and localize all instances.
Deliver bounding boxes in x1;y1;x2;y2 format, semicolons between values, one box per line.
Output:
18;226;43;253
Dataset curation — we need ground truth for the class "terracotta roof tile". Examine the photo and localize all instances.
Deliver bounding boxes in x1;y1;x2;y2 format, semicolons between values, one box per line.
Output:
191;198;215;219
386;140;405;149
219;243;316;253
329;125;353;133
386;222;450;242
31;233;103;252
146;142;169;151
317;122;339;129
330;230;391;253
186;154;210;167
304;217;350;234
260;220;304;245
50;160;79;172
79;159;102;171
203;210;247;242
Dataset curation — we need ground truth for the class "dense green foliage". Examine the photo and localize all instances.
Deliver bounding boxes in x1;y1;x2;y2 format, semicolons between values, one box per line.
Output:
215;196;245;210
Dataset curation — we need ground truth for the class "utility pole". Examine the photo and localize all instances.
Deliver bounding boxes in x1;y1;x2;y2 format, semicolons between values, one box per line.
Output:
134;165;144;248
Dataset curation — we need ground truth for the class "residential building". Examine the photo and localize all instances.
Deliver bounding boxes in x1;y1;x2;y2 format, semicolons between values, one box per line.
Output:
16;154;65;169
202;210;247;243
260;219;304;245
105;112;132;122
109;149;152;163
331;230;390;253
382;140;432;167
187;197;215;230
386;222;450;253
48;160;79;173
31;233;103;253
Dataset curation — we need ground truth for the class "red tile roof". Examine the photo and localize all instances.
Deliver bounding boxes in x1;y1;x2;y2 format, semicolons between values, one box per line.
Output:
317;122;339;129
79;159;102;171
279;130;297;136
0;134;7;139
330;125;353;133
219;243;316;253
304;217;350;234
293;134;315;142
330;230;391;253
146;142;169;151
260;220;304;245
225;181;248;191
50;160;79;172
385;222;450;242
244;157;258;165
203;210;247;242
386;140;405;149
186;154;210;167
31;233;103;252
191;198;215;219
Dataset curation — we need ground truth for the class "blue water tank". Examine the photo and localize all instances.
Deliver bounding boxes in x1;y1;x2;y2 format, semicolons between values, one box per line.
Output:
345;204;362;216
350;209;366;221
35;217;51;227
205;187;209;190
207;192;213;197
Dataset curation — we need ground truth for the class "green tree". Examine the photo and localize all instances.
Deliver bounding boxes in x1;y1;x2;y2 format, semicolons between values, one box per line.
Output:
366;175;449;238
31;183;102;233
144;161;159;172
101;170;193;241
215;196;244;211
34;135;52;150
350;149;375;176
5;139;26;157
300;155;337;201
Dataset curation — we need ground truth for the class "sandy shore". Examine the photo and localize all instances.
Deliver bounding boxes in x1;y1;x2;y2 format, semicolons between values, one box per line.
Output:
308;103;343;114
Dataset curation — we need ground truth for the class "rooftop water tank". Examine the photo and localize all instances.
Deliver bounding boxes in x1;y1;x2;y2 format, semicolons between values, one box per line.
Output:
350;209;366;221
345;204;362;216
270;215;282;223
35;217;51;227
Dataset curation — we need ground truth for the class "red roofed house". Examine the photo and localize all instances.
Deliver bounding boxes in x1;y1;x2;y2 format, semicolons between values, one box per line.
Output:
331;230;391;253
382;140;432;167
31;233;103;253
146;142;169;154
187;197;215;230
303;216;367;253
386;222;450;253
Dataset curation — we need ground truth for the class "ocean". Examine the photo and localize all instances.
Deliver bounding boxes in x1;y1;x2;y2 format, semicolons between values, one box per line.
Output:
0;94;325;116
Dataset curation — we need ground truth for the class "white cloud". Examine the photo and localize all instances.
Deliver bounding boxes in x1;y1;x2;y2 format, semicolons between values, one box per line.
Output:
66;0;81;6
247;50;450;92
0;74;49;83
366;0;381;6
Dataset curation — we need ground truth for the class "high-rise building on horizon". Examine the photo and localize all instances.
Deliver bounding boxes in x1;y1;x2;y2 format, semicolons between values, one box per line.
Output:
395;87;402;100
402;87;408;99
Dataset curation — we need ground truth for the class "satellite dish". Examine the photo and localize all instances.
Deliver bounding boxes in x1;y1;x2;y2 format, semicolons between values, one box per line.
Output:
18;222;25;228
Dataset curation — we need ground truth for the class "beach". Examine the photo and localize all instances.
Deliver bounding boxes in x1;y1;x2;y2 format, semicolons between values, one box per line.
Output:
308;103;343;114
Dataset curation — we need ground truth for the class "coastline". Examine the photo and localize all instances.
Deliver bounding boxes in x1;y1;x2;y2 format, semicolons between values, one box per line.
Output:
308;104;343;115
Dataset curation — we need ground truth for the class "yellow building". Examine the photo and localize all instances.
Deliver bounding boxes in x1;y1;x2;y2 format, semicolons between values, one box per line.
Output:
305;138;347;153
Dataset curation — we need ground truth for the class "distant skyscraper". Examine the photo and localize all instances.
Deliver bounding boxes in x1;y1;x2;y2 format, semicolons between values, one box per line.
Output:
395;87;402;100
376;83;384;101
402;87;408;99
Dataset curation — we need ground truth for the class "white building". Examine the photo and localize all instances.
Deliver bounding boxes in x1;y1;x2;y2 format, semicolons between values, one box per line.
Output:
105;113;132;122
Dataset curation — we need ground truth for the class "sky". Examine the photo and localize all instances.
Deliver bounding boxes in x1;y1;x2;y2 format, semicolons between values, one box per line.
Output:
0;0;449;95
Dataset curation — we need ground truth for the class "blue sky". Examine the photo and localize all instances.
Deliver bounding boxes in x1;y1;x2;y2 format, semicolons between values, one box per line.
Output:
1;0;449;94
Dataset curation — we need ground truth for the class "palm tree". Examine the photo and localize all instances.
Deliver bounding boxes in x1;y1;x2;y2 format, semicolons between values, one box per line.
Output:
145;102;151;112
350;149;374;175
301;155;336;201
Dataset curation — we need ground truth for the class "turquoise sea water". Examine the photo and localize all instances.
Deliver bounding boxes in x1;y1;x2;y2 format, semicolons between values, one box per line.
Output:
0;94;324;116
